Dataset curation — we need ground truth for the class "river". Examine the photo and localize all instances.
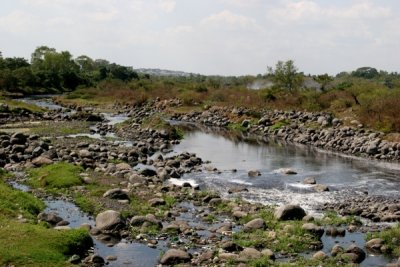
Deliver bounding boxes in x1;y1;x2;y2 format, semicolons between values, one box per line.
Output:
7;96;400;266
170;123;400;213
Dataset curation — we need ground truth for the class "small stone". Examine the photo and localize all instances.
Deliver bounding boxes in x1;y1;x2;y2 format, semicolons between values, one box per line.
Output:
148;198;166;207
106;255;117;261
248;170;261;177
313;251;327;260
331;244;344;256
313;184;329;192
303;177;316;184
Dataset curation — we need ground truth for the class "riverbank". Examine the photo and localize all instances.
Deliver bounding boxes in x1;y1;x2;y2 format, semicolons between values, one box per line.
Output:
1;96;400;266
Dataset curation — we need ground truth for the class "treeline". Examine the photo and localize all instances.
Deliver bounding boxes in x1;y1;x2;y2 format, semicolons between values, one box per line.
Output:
0;46;140;95
2;46;400;133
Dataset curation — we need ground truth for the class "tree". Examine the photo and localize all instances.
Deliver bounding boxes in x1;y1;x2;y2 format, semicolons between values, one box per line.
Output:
352;67;379;79
268;60;303;91
314;74;333;91
31;46;56;66
30;46;81;90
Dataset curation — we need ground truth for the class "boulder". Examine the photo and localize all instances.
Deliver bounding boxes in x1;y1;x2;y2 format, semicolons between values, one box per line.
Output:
159;249;191;265
243;218;265;232
95;210;124;231
37;212;63;225
115;162;131;171
279;168;297;175
32;156;53;166
313;184;329;192
248;170;261;177
140;168;157;177
221;241;243;252
148;198;166;207
303;177;316;184
313;251;327;260
78;149;92;158
239;247;262;260
331;244;344;256
365;238;384;252
343;245;366;263
274;205;306;220
261;248;275;260
302;223;324;238
103;188;129;200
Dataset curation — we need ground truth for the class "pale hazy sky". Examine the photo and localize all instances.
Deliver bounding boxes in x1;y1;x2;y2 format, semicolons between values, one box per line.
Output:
1;0;399;76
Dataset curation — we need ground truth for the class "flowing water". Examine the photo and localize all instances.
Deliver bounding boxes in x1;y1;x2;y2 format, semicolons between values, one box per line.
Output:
170;123;400;212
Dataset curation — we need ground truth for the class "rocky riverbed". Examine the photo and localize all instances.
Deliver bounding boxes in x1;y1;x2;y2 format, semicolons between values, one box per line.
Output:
1;96;400;266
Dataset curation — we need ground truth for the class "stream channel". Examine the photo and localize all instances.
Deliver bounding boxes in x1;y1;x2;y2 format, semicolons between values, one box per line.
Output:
8;96;400;266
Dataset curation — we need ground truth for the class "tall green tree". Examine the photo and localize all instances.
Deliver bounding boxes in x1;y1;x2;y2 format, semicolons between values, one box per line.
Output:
30;46;81;90
268;60;303;91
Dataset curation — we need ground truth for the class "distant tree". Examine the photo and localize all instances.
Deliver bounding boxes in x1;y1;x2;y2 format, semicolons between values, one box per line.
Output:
31;46;56;66
2;57;30;70
352;67;379;79
75;55;95;72
30;46;81;90
314;74;333;91
268;60;303;91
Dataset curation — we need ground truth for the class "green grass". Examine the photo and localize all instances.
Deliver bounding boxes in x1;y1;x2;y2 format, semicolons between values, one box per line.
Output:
27;162;84;189
0;219;92;267
141;113;184;139
0;98;46;114
129;195;156;216
0;169;92;266
227;122;247;132
367;223;400;256
270;119;290;130
233;208;319;253
30;121;91;136
0;171;45;220
316;211;355;226
74;193;102;215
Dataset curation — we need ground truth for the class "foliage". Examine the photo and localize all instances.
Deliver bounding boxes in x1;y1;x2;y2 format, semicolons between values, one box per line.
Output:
268;60;303;91
27;162;84;189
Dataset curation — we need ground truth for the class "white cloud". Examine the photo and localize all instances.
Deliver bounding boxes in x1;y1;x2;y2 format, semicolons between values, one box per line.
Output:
268;0;391;22
1;0;400;75
218;0;262;8
0;10;39;33
201;10;261;31
157;0;176;13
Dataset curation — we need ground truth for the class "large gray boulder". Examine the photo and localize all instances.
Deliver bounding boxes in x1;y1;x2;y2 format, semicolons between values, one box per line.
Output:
95;210;124;231
274;205;306;220
159;249;191;265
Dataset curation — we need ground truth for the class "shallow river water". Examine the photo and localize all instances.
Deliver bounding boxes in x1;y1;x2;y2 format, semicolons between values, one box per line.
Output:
170;123;400;213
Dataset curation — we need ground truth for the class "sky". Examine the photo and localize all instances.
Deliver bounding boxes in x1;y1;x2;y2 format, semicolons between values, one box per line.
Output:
0;0;399;76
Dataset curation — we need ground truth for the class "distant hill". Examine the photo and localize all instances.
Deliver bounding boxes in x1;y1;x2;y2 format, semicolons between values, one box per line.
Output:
135;68;193;77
